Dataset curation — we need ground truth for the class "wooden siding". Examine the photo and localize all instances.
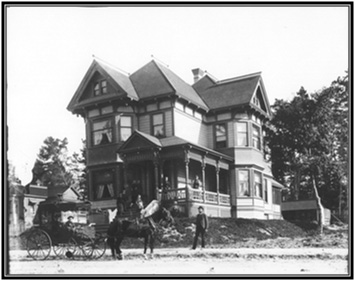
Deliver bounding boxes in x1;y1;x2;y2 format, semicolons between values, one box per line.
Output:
174;109;209;147
165;110;173;136
138;114;150;134
233;147;265;167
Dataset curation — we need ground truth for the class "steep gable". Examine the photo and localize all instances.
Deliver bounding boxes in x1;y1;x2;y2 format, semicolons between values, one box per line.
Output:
130;60;208;111
196;72;271;116
67;59;138;113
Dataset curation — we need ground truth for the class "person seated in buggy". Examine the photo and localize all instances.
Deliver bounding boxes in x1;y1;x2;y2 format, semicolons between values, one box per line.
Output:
65;215;76;232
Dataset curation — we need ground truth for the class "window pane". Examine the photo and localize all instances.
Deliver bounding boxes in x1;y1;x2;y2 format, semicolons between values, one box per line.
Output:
253;125;261;149
93;130;112;145
237;122;248;146
101;80;107;94
237;136;247;146
153;114;163;125
120;128;132;141
93;120;112;145
153;125;164;137
94;83;100;96
175;101;184;111
88;109;100;118
238;171;250;196
93;120;112;131
121;116;132;127
185;107;193;116
254;172;262;197
216;124;226;137
101;106;113;114
237;122;247;132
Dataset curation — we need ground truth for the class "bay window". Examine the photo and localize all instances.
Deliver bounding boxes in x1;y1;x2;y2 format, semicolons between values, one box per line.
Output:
93;170;115;200
264;179;268;202
254;171;262;198
236;122;248;146
252;124;261;150
238;170;250;196
92;119;112;146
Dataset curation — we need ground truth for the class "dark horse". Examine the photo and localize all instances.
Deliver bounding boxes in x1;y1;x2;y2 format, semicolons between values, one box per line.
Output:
107;201;174;260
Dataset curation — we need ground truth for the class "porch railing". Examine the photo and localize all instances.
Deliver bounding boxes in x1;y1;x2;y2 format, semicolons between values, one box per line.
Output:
162;187;230;206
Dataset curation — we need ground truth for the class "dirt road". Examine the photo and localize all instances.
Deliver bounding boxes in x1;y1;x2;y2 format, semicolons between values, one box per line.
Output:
7;248;349;276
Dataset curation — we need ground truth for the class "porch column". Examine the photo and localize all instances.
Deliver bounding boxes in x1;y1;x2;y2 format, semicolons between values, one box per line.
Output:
121;154;129;192
153;148;161;200
201;154;206;203
216;159;221;205
184;146;191;202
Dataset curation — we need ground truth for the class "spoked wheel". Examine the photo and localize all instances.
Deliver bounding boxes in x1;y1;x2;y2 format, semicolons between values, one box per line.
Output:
26;229;52;260
76;233;94;258
53;237;77;259
91;235;107;259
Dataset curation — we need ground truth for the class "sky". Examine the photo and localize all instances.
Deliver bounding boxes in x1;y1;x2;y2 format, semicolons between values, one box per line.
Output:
6;5;349;185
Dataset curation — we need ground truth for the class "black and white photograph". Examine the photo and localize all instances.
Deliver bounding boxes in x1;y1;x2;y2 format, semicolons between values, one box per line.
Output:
4;3;351;278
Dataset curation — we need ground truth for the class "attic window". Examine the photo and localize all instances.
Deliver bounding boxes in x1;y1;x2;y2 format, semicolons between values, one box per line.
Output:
253;95;260;108
94;80;107;96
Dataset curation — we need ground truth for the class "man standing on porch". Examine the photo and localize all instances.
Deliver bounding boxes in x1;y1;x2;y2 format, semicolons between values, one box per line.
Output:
192;206;209;250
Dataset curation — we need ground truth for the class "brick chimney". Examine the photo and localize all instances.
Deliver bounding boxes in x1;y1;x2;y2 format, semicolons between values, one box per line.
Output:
192;68;205;83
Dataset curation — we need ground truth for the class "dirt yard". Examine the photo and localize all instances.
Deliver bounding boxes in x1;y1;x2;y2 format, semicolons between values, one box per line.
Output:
7;219;350;277
9;256;348;275
8;247;349;276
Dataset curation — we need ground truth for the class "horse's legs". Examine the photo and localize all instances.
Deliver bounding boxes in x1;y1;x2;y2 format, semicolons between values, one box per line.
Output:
107;237;116;259
149;234;155;254
115;236;124;260
143;235;148;254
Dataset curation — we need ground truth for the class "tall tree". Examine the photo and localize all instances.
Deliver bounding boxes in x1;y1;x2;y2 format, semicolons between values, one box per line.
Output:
30;137;72;192
267;73;349;230
66;140;88;200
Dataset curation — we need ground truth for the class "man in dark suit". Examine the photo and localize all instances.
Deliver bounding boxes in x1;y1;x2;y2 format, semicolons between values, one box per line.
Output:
192;206;209;249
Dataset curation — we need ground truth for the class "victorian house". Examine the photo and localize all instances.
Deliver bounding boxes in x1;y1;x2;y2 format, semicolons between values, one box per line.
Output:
67;58;284;220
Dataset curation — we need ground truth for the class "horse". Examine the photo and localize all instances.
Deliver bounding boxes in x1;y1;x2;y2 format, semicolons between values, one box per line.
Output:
107;200;174;260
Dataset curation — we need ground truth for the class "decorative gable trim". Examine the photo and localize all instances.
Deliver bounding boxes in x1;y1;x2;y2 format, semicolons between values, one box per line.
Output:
118;130;162;153
67;60;138;113
250;78;271;116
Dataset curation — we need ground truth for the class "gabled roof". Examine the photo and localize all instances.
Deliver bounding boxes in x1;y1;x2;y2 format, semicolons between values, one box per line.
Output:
192;74;217;93
119;130;162;153
195;72;269;113
67;59;138;112
130;60;209;111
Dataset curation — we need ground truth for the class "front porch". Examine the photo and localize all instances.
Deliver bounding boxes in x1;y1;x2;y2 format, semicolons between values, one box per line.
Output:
118;131;233;218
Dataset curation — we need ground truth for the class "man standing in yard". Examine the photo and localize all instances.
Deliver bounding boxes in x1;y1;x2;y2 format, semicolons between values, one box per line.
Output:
192;206;209;250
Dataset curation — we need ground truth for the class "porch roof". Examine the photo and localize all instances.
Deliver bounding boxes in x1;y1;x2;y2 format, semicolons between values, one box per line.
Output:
118;130;234;163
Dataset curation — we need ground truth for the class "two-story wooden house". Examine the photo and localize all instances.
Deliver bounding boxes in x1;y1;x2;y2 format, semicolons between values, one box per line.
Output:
67;58;284;220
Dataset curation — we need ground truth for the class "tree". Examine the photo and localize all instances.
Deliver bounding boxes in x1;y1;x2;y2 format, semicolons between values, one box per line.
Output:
267;73;349;230
66;140;88;200
30;137;73;192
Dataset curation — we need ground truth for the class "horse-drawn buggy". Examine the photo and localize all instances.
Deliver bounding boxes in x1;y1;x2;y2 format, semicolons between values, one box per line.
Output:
22;199;106;260
107;199;175;260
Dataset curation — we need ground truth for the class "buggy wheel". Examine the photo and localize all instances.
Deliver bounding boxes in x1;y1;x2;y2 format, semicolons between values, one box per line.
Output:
76;233;94;258
26;229;52;260
91;235;107;259
53;237;77;259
